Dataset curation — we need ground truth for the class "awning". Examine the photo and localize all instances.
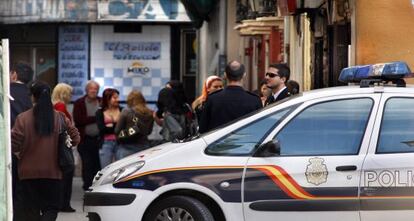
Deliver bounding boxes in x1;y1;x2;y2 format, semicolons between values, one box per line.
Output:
180;0;219;28
234;16;284;36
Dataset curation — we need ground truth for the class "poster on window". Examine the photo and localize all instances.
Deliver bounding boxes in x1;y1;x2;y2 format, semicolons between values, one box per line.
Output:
58;25;89;101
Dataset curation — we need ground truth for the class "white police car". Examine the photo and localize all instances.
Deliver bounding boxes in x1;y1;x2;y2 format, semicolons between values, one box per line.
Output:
84;62;414;221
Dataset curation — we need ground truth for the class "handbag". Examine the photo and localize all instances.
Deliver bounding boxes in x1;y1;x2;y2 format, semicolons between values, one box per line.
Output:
162;112;185;141
117;113;141;144
57;114;75;173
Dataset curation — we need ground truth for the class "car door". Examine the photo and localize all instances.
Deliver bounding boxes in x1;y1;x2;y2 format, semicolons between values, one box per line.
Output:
243;94;381;221
360;95;414;221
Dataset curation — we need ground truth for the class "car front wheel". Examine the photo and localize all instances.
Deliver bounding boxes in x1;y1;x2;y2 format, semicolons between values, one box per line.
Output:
144;196;215;221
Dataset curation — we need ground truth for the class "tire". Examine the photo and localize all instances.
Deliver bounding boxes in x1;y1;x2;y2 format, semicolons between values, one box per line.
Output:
144;196;215;221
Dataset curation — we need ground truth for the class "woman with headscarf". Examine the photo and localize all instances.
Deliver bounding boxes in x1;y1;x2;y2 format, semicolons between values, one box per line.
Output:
11;81;80;221
192;75;223;120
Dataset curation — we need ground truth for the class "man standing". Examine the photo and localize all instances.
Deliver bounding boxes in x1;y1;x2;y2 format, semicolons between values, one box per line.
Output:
73;80;102;190
199;60;262;133
9;62;33;221
264;63;291;106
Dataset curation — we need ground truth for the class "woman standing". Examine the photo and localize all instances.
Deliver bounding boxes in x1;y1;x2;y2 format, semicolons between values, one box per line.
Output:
96;88;121;168
192;75;223;120
11;81;80;221
115;90;154;159
51;83;76;212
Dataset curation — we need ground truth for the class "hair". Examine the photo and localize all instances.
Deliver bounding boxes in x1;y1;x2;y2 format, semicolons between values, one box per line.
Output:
85;80;100;92
10;62;33;84
30;81;54;136
52;83;73;104
101;88;119;111
192;75;223;109
258;79;268;97
126;90;152;117
167;80;187;106
286;80;300;95
269;63;290;81
225;60;245;81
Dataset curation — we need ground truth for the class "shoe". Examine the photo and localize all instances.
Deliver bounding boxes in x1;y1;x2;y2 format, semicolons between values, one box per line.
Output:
60;207;76;212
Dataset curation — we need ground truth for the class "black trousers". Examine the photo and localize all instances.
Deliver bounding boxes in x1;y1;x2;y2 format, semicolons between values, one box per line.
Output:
21;179;61;221
60;166;74;209
12;154;25;221
77;136;101;190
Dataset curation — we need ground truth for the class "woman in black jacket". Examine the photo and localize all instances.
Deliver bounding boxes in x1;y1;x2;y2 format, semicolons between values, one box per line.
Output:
95;88;122;168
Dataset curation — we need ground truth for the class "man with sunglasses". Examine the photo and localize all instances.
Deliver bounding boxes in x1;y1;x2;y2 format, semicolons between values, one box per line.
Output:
264;63;291;106
199;60;262;133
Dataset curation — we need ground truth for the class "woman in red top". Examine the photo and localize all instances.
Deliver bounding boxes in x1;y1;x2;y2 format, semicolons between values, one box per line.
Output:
51;83;76;212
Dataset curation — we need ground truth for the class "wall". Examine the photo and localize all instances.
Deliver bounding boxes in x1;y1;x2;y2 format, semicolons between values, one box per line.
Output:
356;0;414;73
90;25;171;102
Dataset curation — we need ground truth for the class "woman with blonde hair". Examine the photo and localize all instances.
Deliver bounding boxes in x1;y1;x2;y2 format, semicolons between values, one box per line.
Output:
51;82;76;212
192;75;223;121
115;90;154;159
52;83;73;121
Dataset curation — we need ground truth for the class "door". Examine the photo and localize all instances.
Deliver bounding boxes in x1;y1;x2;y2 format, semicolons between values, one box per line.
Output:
243;94;381;221
360;95;414;221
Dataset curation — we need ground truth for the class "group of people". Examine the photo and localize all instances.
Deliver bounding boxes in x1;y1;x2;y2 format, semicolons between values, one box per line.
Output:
7;60;297;221
9;64;155;221
10;63;80;221
194;61;299;133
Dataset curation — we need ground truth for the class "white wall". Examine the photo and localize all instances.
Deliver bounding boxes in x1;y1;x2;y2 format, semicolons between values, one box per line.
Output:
90;25;171;102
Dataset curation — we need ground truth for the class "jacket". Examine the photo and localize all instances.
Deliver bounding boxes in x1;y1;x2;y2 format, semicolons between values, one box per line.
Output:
199;86;262;133
73;95;101;141
11;110;80;180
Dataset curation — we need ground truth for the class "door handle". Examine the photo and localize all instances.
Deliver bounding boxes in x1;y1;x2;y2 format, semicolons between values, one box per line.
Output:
336;165;357;171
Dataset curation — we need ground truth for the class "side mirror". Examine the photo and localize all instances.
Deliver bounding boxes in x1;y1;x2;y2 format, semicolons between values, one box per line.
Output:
253;140;281;157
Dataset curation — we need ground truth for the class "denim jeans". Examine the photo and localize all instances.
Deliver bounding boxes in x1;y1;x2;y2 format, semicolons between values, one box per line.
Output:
99;140;117;168
116;143;150;160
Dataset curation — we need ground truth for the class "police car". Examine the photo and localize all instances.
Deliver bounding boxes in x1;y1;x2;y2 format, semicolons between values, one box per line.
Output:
84;61;414;221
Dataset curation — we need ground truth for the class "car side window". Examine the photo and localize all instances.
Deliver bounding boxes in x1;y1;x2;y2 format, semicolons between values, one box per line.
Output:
205;107;293;156
377;98;414;154
275;98;373;156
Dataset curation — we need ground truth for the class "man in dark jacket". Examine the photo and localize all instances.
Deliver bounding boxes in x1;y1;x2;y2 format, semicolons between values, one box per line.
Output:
264;63;291;106
73;80;102;190
9;62;33;221
199;60;262;133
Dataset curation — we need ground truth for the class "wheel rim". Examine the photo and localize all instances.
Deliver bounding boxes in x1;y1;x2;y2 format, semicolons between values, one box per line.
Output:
155;207;195;221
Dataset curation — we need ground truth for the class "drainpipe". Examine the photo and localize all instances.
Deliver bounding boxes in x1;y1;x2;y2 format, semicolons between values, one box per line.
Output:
218;0;227;76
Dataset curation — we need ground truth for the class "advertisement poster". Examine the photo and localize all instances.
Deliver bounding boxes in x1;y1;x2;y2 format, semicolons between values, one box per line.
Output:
58;25;89;101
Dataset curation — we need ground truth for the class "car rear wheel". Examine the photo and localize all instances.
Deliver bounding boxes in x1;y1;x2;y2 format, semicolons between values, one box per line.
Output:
144;196;215;221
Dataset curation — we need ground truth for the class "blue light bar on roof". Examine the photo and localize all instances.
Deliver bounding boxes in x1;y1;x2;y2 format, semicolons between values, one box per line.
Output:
339;61;413;83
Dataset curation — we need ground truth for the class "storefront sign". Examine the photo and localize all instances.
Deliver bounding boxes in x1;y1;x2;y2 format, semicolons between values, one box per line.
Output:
104;42;161;60
0;0;96;23
127;61;150;75
58;25;89;100
97;0;190;22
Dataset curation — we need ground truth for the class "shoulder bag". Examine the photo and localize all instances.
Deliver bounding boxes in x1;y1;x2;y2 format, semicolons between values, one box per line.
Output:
117;111;141;144
58;114;75;173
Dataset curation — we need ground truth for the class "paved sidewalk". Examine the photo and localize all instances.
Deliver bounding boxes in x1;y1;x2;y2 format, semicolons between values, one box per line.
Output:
57;177;88;221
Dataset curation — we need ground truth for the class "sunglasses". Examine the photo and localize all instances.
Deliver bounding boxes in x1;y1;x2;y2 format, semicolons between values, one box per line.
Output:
265;72;280;78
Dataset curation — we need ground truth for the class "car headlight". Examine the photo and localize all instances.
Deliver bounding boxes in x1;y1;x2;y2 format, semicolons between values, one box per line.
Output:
100;161;145;185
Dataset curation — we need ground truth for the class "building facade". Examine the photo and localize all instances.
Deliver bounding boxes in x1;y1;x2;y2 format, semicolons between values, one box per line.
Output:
0;0;197;102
